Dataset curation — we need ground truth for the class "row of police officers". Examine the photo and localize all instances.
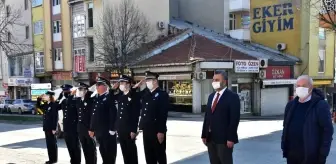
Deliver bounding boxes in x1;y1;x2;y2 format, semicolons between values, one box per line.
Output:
37;71;170;164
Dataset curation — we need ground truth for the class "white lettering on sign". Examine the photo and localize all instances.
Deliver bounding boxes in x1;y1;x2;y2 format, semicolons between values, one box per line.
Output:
234;60;260;73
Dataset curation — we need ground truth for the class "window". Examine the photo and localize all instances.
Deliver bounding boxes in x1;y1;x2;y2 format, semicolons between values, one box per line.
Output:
54;48;63;61
53;0;60;6
25;26;29;39
53;20;61;33
34;21;43;35
229;14;235;30
32;0;43;7
35;52;44;73
7;32;11;41
73;15;85;38
6;5;10;17
319;28;326;40
318;49;326;73
74;48;86;56
24;0;28;10
88;3;93;28
241;14;250;29
88;38;94;61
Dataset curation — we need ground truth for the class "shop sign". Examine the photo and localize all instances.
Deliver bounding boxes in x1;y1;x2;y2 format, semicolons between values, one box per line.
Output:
234;60;260;73
75;55;86;72
252;3;294;33
23;68;32;78
263;79;296;86
266;66;290;79
8;78;35;87
52;72;72;80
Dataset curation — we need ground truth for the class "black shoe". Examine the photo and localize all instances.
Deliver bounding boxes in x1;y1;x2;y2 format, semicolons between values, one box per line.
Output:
45;161;57;164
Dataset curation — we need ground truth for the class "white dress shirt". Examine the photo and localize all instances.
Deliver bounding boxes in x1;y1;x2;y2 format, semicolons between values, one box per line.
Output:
211;87;227;107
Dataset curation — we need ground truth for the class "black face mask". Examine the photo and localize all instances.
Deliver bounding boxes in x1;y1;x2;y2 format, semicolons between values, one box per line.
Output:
63;92;70;97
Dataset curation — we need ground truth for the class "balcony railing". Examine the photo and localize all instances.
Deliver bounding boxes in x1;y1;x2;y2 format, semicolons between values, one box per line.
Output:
229;0;250;12
229;29;250;41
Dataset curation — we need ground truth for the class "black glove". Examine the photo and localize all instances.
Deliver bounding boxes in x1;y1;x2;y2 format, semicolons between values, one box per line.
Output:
318;155;326;164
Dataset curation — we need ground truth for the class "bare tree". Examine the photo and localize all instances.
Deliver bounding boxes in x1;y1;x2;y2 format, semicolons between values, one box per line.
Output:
294;0;336;31
0;0;32;57
94;0;151;74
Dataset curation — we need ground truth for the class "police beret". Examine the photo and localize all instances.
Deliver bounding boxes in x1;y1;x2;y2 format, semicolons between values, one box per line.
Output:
119;74;133;83
45;91;55;96
61;84;73;91
96;76;111;86
78;82;89;89
145;71;159;80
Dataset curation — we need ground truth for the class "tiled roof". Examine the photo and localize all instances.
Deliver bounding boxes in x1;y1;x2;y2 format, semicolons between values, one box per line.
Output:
169;19;301;63
135;34;256;67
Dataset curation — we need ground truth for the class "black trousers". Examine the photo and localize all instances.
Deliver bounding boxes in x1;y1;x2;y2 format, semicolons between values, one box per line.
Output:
44;131;58;162
206;133;233;164
118;132;138;164
79;132;97;164
96;134;117;164
286;152;324;164
142;130;167;164
64;131;81;164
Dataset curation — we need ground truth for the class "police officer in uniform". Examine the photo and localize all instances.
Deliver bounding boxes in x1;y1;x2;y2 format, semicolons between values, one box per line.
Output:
115;75;141;164
37;91;58;164
73;82;97;164
57;84;81;164
90;77;117;164
134;71;170;164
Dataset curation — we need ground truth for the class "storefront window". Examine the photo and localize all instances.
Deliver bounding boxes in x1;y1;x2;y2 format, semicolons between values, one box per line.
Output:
167;81;192;105
234;83;252;114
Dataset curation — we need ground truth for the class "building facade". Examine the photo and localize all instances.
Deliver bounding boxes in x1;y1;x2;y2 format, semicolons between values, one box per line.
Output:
32;0;74;89
0;0;35;99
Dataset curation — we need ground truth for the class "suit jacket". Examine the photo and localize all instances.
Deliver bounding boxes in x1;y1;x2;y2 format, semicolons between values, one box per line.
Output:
37;98;58;131
76;91;94;135
201;88;240;144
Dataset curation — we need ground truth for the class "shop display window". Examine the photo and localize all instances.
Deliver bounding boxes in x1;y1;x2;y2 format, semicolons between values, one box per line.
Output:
167;81;192;105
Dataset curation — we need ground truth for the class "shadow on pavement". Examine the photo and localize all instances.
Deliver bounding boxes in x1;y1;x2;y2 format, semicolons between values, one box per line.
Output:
0;123;40;133
0;138;67;149
172;129;336;164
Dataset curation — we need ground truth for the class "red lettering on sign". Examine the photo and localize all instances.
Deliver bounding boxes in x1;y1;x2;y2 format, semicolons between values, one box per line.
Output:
265;66;290;79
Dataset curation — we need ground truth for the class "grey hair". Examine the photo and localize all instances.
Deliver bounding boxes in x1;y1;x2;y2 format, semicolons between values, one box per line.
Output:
214;71;228;80
297;75;313;86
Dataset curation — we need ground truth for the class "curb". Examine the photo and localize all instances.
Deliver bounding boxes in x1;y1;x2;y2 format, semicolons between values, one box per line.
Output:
168;112;284;120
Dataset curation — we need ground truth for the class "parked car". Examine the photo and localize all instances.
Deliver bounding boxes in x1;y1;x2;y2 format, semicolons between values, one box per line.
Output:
0;99;14;113
8;99;36;115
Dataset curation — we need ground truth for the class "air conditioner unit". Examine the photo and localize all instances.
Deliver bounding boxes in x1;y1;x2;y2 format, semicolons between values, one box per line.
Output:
157;21;165;29
259;69;266;79
196;72;206;80
276;43;286;51
259;58;268;68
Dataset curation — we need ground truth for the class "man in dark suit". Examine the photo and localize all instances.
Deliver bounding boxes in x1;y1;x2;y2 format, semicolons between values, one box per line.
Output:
90;77;117;164
201;71;240;164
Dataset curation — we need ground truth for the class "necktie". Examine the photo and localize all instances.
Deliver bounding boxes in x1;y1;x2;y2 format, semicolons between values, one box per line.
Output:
211;93;220;113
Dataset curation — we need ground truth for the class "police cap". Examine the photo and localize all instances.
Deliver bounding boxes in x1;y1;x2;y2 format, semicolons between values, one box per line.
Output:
61;84;73;91
145;71;159;80
96;76;111;86
78;82;89;89
118;74;133;83
45;91;55;96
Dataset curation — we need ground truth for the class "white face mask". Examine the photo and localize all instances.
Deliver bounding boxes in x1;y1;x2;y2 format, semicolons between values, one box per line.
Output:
146;81;154;90
295;87;309;98
119;84;126;92
76;90;85;98
212;82;221;90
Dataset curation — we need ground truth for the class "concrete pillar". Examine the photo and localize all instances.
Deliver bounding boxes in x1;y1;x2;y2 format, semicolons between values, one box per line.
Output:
14;87;17;99
192;62;202;113
253;81;261;116
227;70;232;89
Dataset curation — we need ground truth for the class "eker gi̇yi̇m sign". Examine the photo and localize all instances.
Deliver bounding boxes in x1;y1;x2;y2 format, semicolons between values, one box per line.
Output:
252;2;294;33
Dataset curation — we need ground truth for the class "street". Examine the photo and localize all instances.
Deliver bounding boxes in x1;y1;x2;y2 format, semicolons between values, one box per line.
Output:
0;118;335;164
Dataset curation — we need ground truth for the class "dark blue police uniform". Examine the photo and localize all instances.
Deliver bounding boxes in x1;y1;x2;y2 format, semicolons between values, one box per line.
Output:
138;71;169;164
90;77;117;164
115;75;141;164
75;82;97;164
56;84;81;164
37;91;58;164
